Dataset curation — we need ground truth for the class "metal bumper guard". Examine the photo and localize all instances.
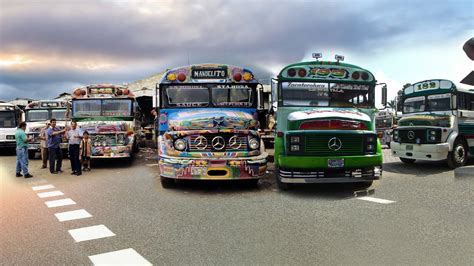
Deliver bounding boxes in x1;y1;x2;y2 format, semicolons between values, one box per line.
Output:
159;153;268;180
278;166;381;184
390;142;449;161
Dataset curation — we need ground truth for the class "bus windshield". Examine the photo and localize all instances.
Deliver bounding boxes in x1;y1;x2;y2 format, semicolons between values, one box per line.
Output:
26;110;49;122
51;109;68;120
376;118;392;128
211;85;253;107
166;86;209;107
0;111;16;128
280;82;373;108
403;96;425;113
427;93;451;111
403;93;452;114
73;99;132;117
163;84;256;108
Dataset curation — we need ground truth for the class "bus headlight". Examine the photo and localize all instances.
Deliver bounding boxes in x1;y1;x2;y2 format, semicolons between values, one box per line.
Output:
249;138;259;150
393;130;399;142
174;139;187;151
6;135;15;140
366;134;377;154
290;144;300;152
290;136;300;143
429;129;437;135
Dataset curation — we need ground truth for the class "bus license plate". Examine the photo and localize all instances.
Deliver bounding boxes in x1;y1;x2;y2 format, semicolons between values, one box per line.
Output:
406;145;413;151
328;159;344;168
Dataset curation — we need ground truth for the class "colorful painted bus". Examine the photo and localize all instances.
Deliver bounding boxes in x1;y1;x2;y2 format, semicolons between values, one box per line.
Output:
24;100;69;158
0;102;23;151
391;79;473;168
156;63;268;188
71;84;140;159
272;54;387;189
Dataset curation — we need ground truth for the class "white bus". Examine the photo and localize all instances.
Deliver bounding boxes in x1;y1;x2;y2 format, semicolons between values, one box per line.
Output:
24;100;69;158
391;79;474;168
0;102;23;151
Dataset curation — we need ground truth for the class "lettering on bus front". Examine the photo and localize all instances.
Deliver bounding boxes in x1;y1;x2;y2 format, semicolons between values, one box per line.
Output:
191;68;227;79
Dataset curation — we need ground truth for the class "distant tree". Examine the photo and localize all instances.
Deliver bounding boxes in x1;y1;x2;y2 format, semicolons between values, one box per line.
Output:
387;100;396;110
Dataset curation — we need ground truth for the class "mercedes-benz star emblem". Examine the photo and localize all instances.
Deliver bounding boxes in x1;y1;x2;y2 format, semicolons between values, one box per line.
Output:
212;136;226;151
407;131;415;140
328;137;342;151
193;136;208;150
228;135;242;149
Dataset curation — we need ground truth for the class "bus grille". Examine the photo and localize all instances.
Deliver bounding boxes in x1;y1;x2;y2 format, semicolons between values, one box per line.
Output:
188;134;248;152
303;134;364;156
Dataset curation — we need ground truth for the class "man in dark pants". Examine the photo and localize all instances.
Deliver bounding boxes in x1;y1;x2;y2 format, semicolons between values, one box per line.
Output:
66;121;82;176
47;118;66;174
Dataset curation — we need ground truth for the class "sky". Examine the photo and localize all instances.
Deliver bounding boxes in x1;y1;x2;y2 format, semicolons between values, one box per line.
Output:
0;0;472;105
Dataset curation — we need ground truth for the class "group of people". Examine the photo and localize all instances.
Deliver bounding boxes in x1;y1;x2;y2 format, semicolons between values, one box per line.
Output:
15;119;92;178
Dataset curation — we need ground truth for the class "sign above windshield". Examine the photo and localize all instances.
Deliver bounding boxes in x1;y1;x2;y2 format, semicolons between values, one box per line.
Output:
191;67;228;79
404;80;454;95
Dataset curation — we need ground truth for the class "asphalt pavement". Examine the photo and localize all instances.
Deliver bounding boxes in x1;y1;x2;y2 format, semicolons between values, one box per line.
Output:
1;148;473;265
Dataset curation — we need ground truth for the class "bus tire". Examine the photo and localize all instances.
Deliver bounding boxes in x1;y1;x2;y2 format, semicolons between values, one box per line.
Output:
275;167;290;191
400;157;416;164
160;176;176;189
28;150;36;159
447;139;468;169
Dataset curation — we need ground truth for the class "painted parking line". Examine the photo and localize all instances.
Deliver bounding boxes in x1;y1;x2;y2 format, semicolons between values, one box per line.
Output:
68;225;115;242
32;184;55;191
356;196;396;204
55;209;93;222
37;190;64;198
45;198;76;208
89;248;151;265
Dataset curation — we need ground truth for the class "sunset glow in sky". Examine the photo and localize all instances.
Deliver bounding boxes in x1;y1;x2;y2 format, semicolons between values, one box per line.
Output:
0;0;472;102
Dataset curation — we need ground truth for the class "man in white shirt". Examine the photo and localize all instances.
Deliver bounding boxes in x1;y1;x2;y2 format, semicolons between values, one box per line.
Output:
38;122;50;169
66;121;83;176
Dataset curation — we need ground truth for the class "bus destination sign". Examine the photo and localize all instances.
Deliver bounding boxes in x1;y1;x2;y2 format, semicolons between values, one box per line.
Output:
191;67;228;79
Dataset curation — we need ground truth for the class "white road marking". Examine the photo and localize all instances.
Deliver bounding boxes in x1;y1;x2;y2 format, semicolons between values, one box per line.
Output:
356;196;396;204
55;209;92;222
45;198;76;208
37;190;64;198
68;225;115;242
32;184;55;191
146;163;158;167
89;248;152;265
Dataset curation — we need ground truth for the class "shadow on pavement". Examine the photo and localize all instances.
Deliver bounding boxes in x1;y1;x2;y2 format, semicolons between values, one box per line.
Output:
383;160;452;176
280;182;376;200
0;149;16;156
157;179;263;195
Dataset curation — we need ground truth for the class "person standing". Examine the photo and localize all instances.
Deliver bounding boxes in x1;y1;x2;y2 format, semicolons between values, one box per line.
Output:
38;122;50;169
15;122;33;178
80;131;92;171
67;121;82;176
47;118;66;174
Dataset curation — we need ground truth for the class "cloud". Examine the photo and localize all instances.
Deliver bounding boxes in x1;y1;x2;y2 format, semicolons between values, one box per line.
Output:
0;0;472;100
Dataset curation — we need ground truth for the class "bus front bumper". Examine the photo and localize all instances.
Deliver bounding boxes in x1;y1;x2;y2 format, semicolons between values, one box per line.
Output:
0;140;16;149
390;142;449;161
159;153;268;180
276;154;382;184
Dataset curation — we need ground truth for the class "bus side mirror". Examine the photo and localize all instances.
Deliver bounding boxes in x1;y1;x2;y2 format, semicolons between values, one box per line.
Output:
382;85;388;107
155;84;161;109
257;84;264;110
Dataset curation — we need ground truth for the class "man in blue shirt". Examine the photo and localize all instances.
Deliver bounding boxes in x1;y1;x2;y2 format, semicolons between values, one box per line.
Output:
15;122;33;178
47;118;67;174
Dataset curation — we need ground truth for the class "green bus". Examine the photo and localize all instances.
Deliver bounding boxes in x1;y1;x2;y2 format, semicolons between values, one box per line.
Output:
273;54;387;189
391;79;473;168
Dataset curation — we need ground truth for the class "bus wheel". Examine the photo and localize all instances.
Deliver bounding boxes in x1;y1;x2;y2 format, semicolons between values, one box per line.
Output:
275;167;291;191
447;139;468;169
400;157;416;164
28;150;36;159
160;176;177;189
